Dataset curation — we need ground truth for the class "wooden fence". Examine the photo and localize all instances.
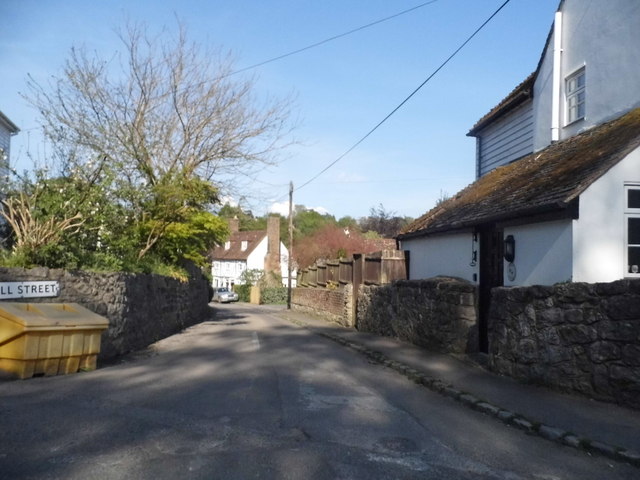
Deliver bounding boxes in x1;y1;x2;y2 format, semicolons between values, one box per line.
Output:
297;250;408;288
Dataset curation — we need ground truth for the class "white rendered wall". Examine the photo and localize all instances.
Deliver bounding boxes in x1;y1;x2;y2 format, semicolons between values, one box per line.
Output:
573;147;640;283
400;232;479;283
246;237;268;271
533;0;640;151
503;220;573;286
279;242;297;287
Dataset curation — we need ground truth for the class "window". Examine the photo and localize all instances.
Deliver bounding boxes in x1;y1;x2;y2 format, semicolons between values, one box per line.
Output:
565;68;585;124
241;240;248;251
224;241;231;250
625;185;640;276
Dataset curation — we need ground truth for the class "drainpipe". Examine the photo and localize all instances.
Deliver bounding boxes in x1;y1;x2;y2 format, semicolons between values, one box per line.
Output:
551;11;563;142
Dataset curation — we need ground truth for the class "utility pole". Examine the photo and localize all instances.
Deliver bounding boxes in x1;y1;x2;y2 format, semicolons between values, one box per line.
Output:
287;181;293;309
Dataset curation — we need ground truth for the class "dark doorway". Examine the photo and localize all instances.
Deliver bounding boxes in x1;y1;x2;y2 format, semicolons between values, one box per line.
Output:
478;225;504;353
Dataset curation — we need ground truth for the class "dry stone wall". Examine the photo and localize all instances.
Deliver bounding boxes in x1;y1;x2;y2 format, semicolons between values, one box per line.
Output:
357;277;478;354
0;265;212;360
291;285;353;327
489;279;640;409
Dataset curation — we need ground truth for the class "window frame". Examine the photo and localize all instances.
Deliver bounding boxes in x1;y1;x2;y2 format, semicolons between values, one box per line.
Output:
565;67;586;125
625;184;640;277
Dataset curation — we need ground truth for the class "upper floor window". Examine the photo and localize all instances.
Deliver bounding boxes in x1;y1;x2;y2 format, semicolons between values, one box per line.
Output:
224;241;231;250
565;67;586;125
625;185;640;276
241;240;248;251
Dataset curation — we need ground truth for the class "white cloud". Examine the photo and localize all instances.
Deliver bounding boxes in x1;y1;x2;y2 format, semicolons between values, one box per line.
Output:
269;201;289;216
219;195;238;207
269;202;331;216
309;206;330;215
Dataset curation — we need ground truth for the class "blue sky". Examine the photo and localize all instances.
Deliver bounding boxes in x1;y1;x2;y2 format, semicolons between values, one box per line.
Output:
1;0;559;220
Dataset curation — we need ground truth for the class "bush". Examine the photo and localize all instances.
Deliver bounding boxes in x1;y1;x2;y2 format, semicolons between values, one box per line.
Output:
234;284;251;302
261;287;288;305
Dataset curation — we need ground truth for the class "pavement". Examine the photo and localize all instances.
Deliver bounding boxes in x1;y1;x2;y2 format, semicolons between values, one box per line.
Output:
274;307;640;468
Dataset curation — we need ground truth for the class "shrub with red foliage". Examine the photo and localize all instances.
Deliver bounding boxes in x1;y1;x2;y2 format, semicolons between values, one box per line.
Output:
293;224;394;269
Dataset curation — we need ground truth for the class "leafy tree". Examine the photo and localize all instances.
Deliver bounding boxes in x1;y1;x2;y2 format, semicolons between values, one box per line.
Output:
217;203;267;231
293;208;336;240
337;215;359;231
152;209;228;268
0;171;114;268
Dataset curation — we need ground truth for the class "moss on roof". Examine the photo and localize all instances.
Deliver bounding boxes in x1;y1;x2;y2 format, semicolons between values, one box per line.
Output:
400;107;640;239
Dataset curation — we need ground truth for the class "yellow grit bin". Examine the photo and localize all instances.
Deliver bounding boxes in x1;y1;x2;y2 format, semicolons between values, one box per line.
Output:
0;303;109;379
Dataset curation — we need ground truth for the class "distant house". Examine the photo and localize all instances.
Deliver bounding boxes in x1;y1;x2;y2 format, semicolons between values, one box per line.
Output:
210;216;294;288
0;110;19;178
397;0;640;350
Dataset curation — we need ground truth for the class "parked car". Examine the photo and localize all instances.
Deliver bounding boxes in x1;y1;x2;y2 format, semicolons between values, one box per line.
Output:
212;287;239;303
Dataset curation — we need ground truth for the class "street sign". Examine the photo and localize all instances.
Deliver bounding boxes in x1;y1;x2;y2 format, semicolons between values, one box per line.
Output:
0;281;60;300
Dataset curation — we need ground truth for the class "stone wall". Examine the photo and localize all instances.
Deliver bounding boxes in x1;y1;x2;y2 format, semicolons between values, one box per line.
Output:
357;277;478;354
489;279;640;409
291;285;353;327
0;265;212;360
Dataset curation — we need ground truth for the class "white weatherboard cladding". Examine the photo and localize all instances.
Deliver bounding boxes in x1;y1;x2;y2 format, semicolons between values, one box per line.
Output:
573;146;640;283
477;101;534;177
0;127;10;154
401;232;478;283
503;220;573;287
533;0;640;151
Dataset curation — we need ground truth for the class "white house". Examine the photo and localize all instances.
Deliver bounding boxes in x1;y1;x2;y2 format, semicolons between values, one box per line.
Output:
210;216;294;288
0;110;19;179
397;0;640;350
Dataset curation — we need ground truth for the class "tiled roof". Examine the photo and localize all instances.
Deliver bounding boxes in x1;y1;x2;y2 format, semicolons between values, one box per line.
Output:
467;72;535;136
210;230;266;261
399;108;640;239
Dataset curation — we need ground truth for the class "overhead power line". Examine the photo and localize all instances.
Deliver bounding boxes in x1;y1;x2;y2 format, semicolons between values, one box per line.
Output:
295;0;512;193
228;1;440;77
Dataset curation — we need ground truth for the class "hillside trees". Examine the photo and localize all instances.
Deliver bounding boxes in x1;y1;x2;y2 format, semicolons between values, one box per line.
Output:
1;21;292;273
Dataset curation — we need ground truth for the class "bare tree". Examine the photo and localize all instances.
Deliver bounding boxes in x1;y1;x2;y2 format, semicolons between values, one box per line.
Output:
24;21;294;199
359;204;411;238
20;21;294;261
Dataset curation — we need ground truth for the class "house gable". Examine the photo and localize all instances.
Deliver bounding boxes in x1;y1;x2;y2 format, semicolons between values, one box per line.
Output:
470;0;640;176
0;111;19;168
532;0;640;150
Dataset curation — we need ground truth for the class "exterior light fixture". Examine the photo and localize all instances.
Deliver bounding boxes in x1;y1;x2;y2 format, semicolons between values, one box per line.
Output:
504;235;516;263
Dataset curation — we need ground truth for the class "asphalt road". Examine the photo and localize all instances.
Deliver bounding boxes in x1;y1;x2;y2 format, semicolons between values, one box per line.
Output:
0;303;637;479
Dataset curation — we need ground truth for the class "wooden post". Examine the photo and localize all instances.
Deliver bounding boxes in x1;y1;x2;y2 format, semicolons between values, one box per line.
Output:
287;181;293;309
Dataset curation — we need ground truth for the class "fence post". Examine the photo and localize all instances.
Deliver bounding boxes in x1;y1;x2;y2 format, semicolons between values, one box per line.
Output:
352;254;364;327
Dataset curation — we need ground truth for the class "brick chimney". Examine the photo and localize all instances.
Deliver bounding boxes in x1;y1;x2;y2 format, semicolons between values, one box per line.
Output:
264;216;280;275
228;217;240;234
